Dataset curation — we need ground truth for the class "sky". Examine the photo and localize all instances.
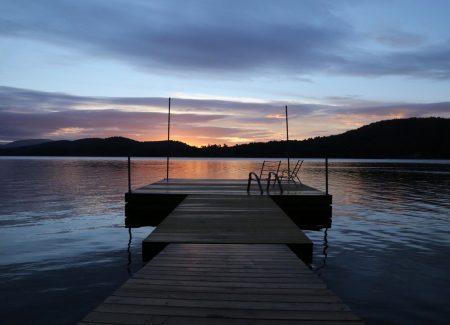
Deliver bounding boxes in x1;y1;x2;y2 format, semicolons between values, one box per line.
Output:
1;0;450;146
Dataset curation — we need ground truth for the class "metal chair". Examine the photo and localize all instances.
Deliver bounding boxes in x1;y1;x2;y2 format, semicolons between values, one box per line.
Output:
280;160;303;183
258;160;281;182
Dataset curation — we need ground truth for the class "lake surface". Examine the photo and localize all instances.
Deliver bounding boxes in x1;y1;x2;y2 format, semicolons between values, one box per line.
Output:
0;157;449;324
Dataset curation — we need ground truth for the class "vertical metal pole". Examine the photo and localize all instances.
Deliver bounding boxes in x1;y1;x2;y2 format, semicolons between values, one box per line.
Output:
166;98;171;182
325;157;329;195
285;105;290;179
128;156;131;193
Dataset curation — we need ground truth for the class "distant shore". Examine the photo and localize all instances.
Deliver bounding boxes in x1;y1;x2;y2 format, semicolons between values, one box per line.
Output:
1;117;449;159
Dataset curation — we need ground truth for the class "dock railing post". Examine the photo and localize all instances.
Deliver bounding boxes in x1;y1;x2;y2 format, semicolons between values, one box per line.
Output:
325;156;329;196
285;105;290;183
166;97;171;182
128;156;131;193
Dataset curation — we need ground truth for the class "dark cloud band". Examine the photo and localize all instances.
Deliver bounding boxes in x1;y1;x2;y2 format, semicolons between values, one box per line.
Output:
2;0;449;79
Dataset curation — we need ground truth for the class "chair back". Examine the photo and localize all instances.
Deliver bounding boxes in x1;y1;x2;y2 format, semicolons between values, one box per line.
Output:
291;160;304;176
259;160;281;180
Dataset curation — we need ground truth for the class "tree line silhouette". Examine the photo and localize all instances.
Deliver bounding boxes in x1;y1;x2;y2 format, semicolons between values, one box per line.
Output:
1;117;449;158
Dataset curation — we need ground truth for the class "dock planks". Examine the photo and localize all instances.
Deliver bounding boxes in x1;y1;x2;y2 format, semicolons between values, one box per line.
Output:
142;195;313;263
131;178;324;196
80;244;362;324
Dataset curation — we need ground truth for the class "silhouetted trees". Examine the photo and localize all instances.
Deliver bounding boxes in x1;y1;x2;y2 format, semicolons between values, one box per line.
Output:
1;118;449;158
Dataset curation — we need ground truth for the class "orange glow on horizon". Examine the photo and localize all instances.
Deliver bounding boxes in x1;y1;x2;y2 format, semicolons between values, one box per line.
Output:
128;133;274;147
129;134;233;147
47;111;418;147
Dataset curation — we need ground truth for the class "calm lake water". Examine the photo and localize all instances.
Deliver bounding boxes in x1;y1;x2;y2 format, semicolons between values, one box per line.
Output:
0;157;449;324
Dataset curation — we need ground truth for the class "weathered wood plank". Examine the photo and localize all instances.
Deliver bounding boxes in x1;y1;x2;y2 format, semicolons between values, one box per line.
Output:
112;283;332;296
113;288;343;303
104;296;350;312
133;263;311;271
131;271;321;283
126;278;327;289
134;269;314;277
94;303;360;321
82;312;363;325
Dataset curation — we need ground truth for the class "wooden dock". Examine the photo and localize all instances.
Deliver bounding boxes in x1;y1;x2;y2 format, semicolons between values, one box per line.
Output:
80;179;362;324
80;244;362;324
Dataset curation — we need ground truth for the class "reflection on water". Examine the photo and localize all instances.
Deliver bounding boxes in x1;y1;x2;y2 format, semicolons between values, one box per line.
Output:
307;162;450;324
0;157;153;324
127;227;132;275
312;228;329;272
0;157;450;324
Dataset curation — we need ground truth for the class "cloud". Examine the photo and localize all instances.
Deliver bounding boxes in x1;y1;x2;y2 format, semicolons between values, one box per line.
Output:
358;103;450;121
334;44;450;79
0;86;286;144
1;0;345;74
2;0;449;79
375;29;426;48
1;86;449;145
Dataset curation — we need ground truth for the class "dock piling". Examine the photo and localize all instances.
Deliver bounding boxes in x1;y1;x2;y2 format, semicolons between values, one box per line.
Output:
127;156;131;193
325;157;329;196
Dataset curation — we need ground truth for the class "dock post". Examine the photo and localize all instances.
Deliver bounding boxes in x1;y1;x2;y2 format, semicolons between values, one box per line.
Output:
128;156;131;193
166;97;171;182
285;105;290;180
325;156;329;195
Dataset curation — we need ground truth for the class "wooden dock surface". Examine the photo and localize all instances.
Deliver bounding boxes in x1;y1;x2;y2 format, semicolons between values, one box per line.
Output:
80;243;362;324
132;178;324;195
142;194;313;262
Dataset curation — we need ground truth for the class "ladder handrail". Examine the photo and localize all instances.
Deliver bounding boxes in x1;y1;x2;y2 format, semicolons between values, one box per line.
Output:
247;172;263;194
267;172;283;194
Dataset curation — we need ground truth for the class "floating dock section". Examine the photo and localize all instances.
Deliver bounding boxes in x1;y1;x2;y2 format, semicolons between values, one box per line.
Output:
125;179;332;230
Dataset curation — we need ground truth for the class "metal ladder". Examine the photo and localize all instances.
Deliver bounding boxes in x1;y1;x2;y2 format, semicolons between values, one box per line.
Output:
247;171;283;194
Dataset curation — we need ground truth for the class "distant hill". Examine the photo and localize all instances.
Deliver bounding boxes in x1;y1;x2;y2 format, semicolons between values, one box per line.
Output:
223;117;450;158
0;136;195;157
2;139;53;149
0;118;449;158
